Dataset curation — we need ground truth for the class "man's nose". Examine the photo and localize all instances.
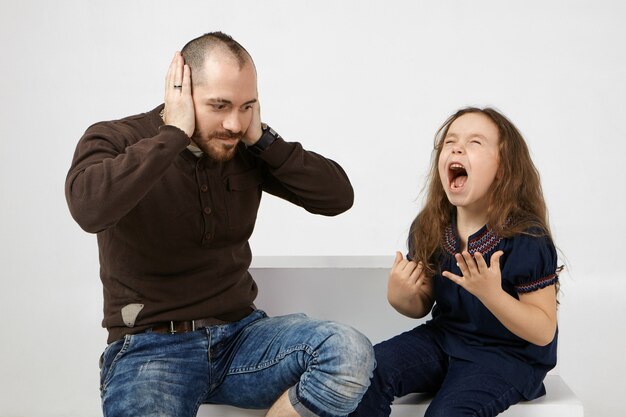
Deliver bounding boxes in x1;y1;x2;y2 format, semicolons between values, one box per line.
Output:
223;111;242;133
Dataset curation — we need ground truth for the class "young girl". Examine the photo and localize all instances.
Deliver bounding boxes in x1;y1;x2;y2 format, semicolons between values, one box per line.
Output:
352;108;559;417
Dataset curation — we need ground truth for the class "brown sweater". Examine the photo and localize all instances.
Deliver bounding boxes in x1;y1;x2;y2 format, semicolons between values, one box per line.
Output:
65;105;354;343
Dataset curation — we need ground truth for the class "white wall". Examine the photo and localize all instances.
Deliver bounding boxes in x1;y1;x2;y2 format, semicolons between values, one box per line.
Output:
0;1;624;416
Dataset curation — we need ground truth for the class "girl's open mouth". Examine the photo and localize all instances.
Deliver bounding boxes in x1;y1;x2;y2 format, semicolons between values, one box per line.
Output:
449;163;468;190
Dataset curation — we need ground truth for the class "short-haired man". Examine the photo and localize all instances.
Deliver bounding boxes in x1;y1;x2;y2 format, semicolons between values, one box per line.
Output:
65;32;374;417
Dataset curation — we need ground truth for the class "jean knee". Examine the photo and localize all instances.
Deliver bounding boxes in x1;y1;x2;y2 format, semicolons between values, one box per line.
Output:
291;321;375;417
326;322;375;382
347;326;376;383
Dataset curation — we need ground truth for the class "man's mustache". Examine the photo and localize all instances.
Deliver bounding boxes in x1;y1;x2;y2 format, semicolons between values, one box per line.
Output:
209;130;243;140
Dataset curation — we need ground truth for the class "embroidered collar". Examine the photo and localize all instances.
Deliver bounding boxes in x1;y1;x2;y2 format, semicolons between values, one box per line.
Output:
442;223;503;256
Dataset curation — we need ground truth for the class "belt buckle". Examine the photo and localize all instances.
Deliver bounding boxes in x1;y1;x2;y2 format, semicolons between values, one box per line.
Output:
168;320;196;334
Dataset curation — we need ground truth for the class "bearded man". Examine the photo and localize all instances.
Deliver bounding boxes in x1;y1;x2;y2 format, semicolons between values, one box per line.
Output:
65;31;374;417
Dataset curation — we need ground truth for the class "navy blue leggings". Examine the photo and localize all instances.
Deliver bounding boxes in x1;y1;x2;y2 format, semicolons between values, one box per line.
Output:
351;325;524;417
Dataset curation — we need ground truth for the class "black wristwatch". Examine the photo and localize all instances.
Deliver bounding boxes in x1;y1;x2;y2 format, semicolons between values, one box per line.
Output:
248;123;280;155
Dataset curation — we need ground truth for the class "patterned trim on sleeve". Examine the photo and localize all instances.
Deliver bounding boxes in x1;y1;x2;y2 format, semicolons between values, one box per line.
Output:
515;274;559;293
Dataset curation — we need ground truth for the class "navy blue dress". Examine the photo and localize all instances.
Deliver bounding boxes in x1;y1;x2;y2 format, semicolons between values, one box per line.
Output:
422;223;558;400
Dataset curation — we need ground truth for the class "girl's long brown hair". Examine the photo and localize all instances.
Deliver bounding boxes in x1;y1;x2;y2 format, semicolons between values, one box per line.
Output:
410;107;552;276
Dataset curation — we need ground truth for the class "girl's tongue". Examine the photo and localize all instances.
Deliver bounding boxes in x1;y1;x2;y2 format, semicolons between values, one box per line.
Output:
452;174;467;189
449;164;468;189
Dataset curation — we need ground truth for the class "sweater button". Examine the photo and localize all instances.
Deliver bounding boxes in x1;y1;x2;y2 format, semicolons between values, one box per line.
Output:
204;233;212;240
200;184;208;192
203;206;212;215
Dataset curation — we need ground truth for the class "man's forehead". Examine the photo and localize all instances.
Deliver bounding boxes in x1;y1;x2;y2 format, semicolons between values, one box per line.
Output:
196;55;256;82
193;58;257;99
201;47;255;72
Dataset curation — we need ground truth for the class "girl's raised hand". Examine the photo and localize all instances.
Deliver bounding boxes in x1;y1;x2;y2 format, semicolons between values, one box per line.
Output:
387;251;434;318
442;250;504;302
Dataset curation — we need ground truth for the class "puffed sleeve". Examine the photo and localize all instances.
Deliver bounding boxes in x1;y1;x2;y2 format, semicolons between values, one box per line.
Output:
502;233;559;294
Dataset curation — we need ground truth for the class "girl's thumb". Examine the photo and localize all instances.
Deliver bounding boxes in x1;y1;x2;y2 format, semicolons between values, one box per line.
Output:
393;251;403;265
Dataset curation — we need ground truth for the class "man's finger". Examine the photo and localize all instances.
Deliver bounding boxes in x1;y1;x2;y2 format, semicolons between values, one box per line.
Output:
173;52;183;88
181;64;191;93
165;52;178;96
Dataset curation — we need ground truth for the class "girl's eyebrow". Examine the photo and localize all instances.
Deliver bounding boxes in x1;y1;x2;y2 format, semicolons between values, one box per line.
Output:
469;133;488;140
446;132;488;141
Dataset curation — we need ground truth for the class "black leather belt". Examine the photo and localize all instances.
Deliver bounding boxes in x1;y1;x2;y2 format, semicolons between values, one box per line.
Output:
149;307;254;334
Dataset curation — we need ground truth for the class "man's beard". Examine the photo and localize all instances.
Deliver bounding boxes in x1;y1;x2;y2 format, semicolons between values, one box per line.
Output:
193;130;243;162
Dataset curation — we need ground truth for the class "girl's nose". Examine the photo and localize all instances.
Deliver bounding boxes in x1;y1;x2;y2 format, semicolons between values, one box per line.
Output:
452;143;465;154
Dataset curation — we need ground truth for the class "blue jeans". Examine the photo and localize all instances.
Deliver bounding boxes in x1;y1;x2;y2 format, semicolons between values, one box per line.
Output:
100;310;375;417
350;325;524;417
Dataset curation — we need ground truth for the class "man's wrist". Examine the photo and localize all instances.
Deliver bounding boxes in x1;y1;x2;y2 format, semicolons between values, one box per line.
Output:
247;123;280;155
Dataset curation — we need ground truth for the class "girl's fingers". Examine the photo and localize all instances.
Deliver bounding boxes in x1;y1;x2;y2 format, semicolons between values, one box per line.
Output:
461;251;478;275
442;270;461;284
490;251;504;270
455;253;469;276
473;251;488;273
408;262;423;284
392;251;403;268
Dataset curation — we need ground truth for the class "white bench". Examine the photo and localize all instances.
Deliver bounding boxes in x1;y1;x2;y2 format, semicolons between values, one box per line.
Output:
197;256;584;417
198;376;581;417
